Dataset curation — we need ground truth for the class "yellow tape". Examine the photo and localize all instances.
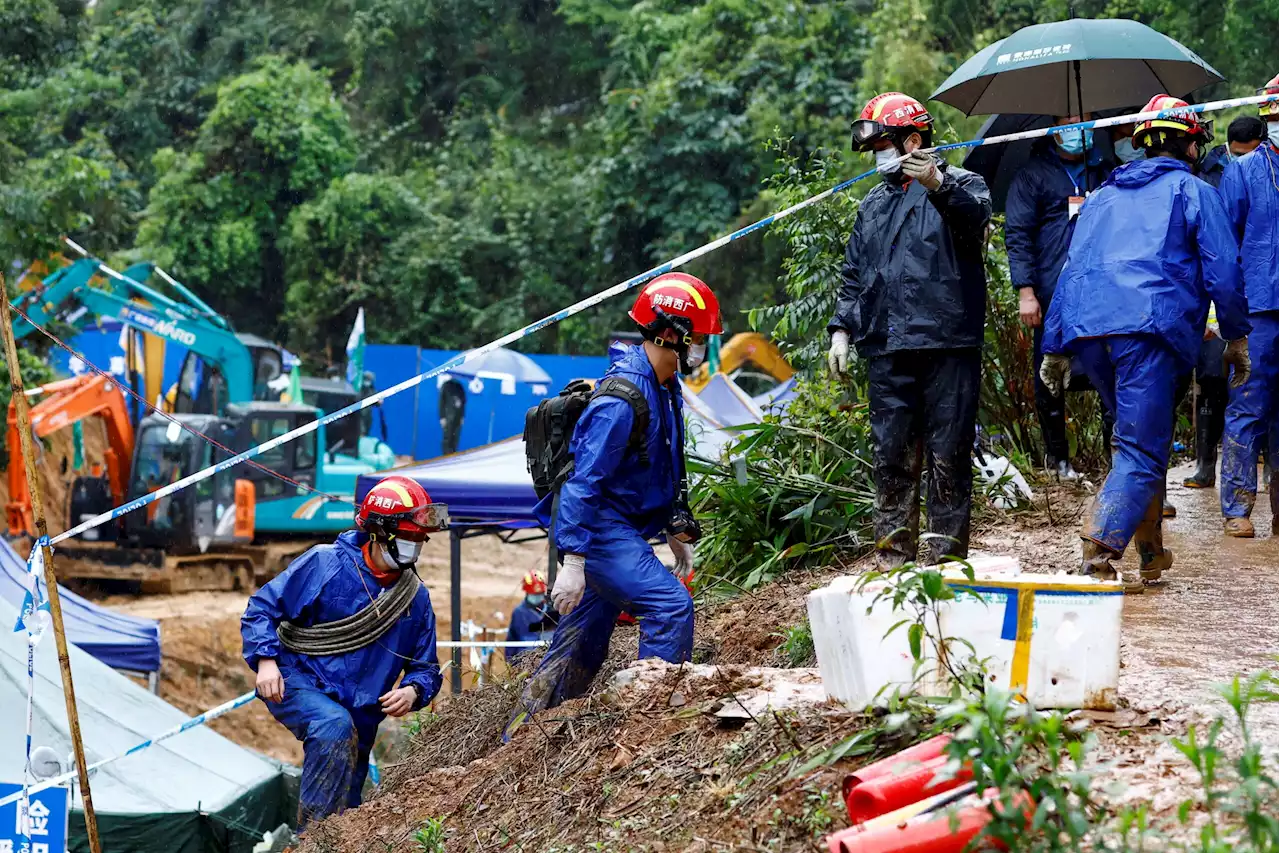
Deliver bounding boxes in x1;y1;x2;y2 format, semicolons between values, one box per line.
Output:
1009;590;1036;696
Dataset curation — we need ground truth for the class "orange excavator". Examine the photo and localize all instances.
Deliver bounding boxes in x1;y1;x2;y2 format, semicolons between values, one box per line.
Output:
6;373;134;538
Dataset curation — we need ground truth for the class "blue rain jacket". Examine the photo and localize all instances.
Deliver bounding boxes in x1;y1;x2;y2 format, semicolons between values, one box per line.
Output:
1042;157;1251;369
542;343;683;556
1218;142;1279;314
1005;144;1112;304
506;597;558;645
242;530;442;712
1199;145;1231;189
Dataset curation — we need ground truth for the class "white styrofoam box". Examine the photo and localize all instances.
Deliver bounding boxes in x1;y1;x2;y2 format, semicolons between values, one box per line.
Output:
807;558;1123;711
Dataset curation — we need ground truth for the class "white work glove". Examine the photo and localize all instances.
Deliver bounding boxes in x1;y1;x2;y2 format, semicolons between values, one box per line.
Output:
552;554;587;615
828;329;851;378
902;151;943;191
666;533;694;583
1039;353;1072;397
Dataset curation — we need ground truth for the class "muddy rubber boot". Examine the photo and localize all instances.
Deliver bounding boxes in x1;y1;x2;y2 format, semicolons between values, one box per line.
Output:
1133;495;1173;586
1224;516;1256;538
1162;498;1176;518
1183;414;1217;488
1076;538;1140;590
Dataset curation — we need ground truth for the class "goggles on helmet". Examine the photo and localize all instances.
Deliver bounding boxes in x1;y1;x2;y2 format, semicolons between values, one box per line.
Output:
363;502;450;542
850;119;914;152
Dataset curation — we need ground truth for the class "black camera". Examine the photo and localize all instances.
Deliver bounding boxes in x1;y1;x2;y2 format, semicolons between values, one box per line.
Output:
668;505;701;544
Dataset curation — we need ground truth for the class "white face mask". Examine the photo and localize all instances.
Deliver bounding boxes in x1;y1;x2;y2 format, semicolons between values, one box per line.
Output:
1268;121;1278;145
874;148;902;173
684;343;707;370
380;539;422;569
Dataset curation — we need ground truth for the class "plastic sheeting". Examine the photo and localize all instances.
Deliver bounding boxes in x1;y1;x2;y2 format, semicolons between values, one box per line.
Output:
0;596;294;853
0;539;160;673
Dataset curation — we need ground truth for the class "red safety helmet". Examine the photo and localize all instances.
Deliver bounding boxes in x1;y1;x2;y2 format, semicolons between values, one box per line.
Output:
1133;95;1213;150
356;475;449;543
851;92;933;152
522;570;547;596
628;273;724;345
1259;73;1279;118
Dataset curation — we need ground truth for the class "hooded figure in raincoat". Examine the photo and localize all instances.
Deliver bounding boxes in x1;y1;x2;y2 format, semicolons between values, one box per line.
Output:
503;274;721;742
1218;76;1280;538
1041;96;1252;589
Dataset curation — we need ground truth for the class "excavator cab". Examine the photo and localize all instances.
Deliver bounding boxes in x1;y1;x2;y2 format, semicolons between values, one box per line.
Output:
120;414;232;551
172;336;284;416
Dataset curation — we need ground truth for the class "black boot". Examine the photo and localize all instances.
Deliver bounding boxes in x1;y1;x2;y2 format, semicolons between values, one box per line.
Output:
1183;403;1217;488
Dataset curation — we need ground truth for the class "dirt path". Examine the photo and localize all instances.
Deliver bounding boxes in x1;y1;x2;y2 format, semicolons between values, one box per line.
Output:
980;462;1279;817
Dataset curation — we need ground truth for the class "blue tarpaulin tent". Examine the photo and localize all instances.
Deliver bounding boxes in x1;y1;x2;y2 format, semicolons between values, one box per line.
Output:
0;540;160;674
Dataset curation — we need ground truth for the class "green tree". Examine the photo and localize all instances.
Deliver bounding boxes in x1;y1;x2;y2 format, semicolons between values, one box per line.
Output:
136;57;356;336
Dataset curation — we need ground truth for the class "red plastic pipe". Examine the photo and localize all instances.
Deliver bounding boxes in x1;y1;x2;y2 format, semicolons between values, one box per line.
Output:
827;791;1034;853
841;734;953;807
846;755;974;823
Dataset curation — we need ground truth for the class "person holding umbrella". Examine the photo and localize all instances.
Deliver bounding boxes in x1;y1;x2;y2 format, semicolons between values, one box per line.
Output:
1005;113;1113;480
827;92;991;568
1039;96;1252;588
1218;75;1280;537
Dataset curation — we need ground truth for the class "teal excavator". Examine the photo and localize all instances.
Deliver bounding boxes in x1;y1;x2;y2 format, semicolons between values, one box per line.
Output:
10;253;394;591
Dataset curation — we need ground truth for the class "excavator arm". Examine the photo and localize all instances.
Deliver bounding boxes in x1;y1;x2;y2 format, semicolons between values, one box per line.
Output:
11;257;256;404
6;374;135;537
685;332;795;393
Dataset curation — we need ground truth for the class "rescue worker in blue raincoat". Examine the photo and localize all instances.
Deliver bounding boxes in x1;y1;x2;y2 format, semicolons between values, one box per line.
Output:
1005;114;1114;479
828;92;992;568
1041;95;1252;588
1218;75;1280;537
1178;119;1270;492
504;273;721;741
242;475;445;826
1199;115;1268;189
505;569;557;662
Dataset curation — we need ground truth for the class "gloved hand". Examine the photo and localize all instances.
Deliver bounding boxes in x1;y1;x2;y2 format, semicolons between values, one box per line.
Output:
1224;337;1251;388
828;329;851;378
552;554;586;615
666;533;694;583
902;151;943;191
1039;353;1072;397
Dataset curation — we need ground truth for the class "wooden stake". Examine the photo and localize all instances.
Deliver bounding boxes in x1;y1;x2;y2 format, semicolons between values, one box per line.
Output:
0;278;103;852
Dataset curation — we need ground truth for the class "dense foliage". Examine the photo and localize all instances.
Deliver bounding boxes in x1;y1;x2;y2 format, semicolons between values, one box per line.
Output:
2;0;1273;367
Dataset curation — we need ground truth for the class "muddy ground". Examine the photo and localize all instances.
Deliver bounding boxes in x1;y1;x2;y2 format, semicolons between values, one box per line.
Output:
287;462;1277;852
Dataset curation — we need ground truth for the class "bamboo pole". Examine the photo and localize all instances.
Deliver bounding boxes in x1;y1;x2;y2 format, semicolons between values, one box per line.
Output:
0;276;103;852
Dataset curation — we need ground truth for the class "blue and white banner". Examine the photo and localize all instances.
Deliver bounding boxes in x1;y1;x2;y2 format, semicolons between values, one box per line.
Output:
0;783;69;853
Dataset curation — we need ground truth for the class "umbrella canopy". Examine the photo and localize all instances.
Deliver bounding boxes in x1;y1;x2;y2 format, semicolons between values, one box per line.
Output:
446;347;552;385
931;18;1222;116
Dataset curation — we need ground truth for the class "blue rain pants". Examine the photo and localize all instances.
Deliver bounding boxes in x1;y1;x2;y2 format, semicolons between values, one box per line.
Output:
1075;335;1180;553
1221;313;1280;518
504;517;693;740
266;676;383;827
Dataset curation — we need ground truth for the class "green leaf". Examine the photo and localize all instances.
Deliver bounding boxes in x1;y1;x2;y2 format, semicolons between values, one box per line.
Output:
908;623;924;661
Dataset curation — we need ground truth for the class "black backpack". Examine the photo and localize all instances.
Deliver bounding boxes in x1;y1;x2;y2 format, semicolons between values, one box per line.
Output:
524;377;650;499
